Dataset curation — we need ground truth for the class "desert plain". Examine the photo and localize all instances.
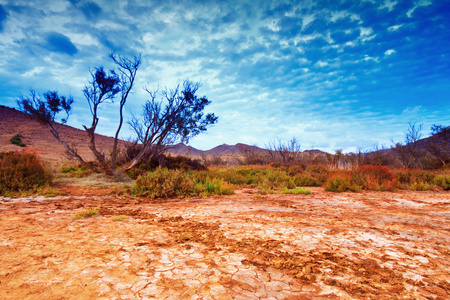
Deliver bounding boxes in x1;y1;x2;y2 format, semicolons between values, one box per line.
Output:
1;184;449;299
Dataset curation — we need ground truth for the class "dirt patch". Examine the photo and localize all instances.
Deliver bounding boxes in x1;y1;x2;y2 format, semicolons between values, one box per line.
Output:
0;187;449;299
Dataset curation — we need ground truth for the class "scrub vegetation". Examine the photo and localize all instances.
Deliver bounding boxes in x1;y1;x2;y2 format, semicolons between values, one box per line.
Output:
1;121;449;198
0;152;52;196
10;134;26;147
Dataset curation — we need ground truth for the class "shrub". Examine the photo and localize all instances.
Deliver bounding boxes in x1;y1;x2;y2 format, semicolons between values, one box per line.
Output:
324;172;360;192
433;175;450;190
74;207;100;219
0;152;52;194
351;165;397;191
410;182;431;191
305;164;330;184
294;174;321;186
209;167;255;185
10;134;26;147
125;150;206;179
394;168;434;190
132;167;195;199
195;165;324;192
195;177;234;196
61;164;93;178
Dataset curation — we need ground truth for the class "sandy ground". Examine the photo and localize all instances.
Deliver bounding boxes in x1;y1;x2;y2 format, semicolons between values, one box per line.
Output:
0;187;449;299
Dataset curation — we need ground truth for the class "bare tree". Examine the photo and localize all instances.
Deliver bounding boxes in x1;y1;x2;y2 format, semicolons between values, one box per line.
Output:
82;66;121;174
266;137;301;166
109;54;141;170
430;124;450;135
80;54;141;175
17;54;217;178
16;90;100;171
238;144;267;165
391;122;424;168
427;124;450;167
124;80;218;171
404;121;422;145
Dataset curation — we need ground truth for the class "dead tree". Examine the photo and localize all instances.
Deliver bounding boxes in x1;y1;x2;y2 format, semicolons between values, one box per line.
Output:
266;137;301;166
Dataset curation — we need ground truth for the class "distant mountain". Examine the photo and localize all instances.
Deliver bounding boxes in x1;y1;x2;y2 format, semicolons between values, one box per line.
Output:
304;149;329;155
206;143;266;156
167;143;267;156
167;143;205;156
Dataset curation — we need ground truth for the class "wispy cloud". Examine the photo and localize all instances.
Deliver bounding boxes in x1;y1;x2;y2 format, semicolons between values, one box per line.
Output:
0;0;448;153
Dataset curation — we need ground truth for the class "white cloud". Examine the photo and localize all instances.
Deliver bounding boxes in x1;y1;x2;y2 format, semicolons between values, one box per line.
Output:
302;14;316;28
401;106;423;119
407;0;433;17
315;61;328;67
22;67;44;78
380;0;398;12
384;49;396;56
0;0;448;153
388;24;403;31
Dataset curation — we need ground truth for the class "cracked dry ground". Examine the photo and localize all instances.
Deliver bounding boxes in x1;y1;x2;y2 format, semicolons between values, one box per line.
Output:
0;187;449;299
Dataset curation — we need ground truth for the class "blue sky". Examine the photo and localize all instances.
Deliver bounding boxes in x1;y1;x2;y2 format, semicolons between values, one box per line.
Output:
0;0;449;153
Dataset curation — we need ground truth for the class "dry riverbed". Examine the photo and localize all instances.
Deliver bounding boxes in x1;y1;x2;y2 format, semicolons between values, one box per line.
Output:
1;187;449;299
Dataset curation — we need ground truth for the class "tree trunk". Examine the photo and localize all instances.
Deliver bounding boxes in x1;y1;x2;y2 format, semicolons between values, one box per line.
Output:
47;123;102;173
83;125;114;176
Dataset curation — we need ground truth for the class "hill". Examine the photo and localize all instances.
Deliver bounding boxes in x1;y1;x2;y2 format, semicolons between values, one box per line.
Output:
4;105;445;169
168;143;270;157
0;105;267;168
0;105;127;169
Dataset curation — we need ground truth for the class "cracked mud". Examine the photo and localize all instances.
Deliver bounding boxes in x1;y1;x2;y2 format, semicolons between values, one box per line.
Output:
1;187;449;299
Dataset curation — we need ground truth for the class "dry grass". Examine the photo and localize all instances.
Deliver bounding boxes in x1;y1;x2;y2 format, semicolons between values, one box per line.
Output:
73;207;100;219
54;173;134;189
111;215;130;222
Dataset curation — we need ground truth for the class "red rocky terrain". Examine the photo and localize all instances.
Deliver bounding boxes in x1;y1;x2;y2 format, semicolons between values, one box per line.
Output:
1;186;449;299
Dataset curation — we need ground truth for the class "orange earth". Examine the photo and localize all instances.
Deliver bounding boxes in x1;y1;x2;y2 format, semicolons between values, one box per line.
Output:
0;186;449;299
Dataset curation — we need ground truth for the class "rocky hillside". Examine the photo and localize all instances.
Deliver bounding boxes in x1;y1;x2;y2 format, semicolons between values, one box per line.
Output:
0;105;127;169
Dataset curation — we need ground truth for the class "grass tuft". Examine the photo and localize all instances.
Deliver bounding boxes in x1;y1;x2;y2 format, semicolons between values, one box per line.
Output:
73;207;100;219
282;187;312;195
111;215;129;222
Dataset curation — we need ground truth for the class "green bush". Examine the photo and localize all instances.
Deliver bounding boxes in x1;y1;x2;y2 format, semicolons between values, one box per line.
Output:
132;167;195;199
10;134;26;147
304;164;330;184
324;172;361;192
131;167;235;199
0;152;52;194
195;177;234;196
433;175;450;190
282;187;312;195
294;174;321;186
196;165;325;192
124;151;206;180
73;207;100;219
395;168;435;190
61;164;92;178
